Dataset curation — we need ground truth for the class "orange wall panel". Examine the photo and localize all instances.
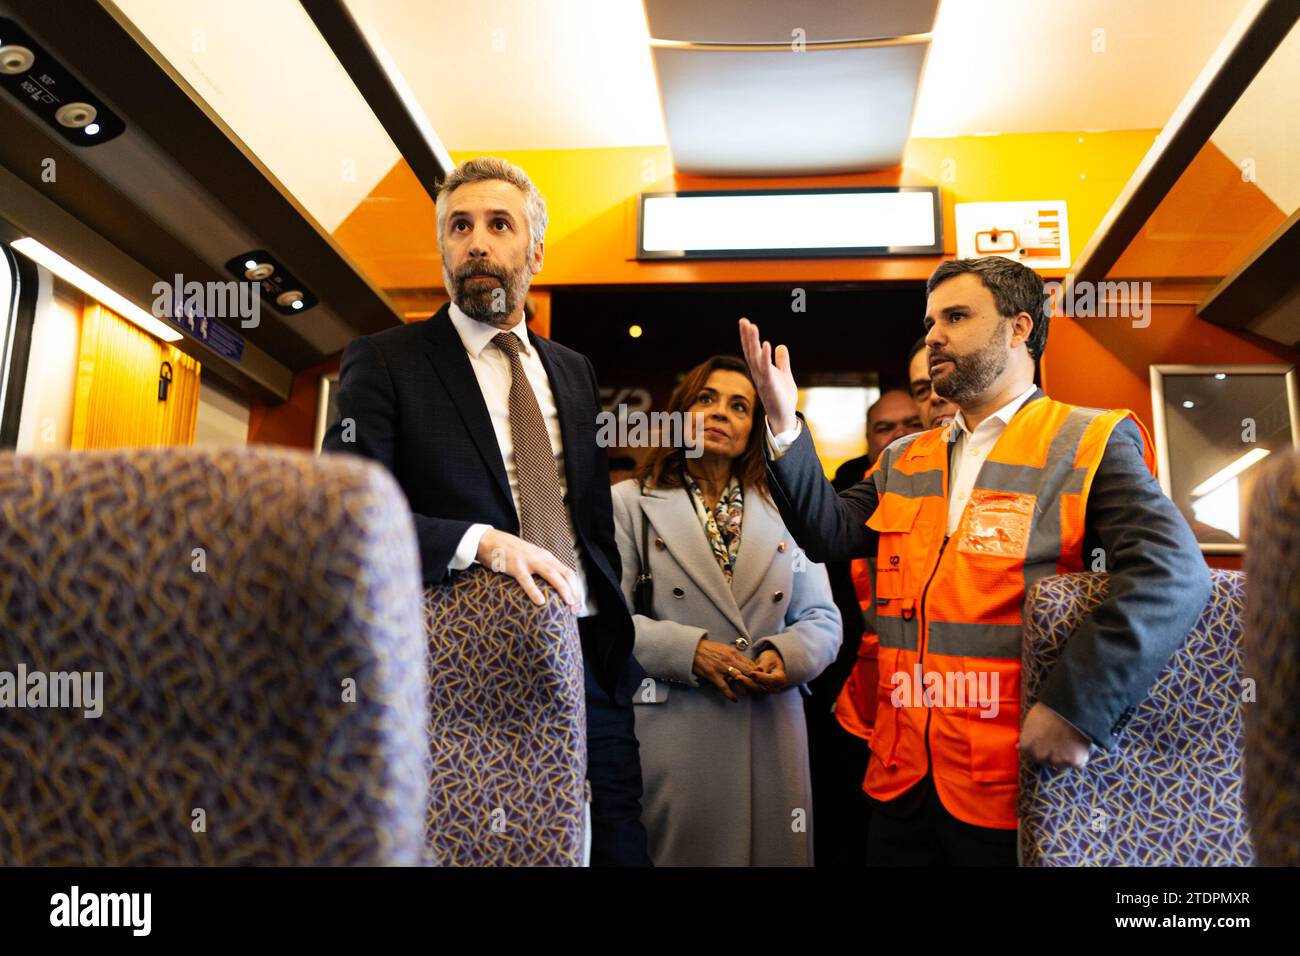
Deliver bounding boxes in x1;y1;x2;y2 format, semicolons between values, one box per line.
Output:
247;353;340;450
1043;304;1298;430
1109;141;1286;279
328;131;1164;293
1043;305;1299;574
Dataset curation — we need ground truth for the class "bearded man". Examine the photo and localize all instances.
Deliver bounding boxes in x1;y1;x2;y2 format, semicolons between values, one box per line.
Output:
740;256;1209;865
325;156;650;866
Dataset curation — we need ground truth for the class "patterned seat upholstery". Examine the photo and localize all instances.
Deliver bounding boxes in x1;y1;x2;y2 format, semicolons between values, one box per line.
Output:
0;448;428;865
1019;570;1253;866
422;564;587;866
1242;449;1300;866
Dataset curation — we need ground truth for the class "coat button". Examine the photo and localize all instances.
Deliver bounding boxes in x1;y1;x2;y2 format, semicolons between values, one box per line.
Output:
655;537;666;550
772;590;784;602
777;541;787;553
672;586;685;598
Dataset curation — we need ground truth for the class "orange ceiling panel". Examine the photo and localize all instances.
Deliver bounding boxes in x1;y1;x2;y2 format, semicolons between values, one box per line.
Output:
1109;141;1286;280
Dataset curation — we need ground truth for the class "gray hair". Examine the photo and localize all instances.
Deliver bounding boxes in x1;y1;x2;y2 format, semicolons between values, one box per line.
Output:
435;156;548;248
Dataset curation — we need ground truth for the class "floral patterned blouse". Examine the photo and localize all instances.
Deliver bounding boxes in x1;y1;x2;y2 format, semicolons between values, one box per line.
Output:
683;472;744;585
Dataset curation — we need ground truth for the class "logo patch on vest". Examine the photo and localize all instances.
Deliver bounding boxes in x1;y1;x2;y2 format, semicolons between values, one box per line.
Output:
956;490;1035;558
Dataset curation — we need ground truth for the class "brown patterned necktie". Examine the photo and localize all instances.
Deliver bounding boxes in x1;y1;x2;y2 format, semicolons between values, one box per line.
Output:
491;331;578;570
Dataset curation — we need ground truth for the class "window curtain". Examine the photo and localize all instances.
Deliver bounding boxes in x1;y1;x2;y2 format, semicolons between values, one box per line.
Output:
70;302;200;449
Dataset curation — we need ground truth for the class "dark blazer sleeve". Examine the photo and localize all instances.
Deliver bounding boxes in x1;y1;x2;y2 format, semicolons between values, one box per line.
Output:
765;414;881;564
322;335;474;580
583;355;622;584
1036;417;1212;749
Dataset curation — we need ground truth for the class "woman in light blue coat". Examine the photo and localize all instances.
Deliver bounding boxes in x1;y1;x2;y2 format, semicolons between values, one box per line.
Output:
611;355;840;866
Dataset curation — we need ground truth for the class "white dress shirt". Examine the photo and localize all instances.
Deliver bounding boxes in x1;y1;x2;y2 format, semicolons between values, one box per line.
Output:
941;384;1039;535
765;382;1039;535
446;303;595;616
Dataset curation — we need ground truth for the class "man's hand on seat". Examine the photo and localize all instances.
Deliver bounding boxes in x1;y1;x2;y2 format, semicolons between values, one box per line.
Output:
1019;701;1092;770
477;528;580;611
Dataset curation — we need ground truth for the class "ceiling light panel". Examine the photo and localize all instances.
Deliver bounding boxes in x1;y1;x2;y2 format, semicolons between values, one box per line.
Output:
652;43;929;175
643;0;938;44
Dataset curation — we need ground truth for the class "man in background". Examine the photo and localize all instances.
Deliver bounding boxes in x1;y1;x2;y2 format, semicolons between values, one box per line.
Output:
808;388;921;866
907;334;958;429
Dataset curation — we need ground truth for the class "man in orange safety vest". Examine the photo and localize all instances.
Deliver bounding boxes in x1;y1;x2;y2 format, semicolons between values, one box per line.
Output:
741;256;1210;865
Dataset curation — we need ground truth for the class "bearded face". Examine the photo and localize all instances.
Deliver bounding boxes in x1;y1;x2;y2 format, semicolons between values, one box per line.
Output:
443;254;533;323
438;178;541;325
930;317;1010;405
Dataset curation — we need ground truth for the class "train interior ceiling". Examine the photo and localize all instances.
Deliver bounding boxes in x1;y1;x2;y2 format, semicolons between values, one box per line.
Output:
1;0;1299;550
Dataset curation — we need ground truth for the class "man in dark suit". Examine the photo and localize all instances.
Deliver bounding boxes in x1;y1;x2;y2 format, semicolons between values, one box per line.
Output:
323;156;650;866
740;256;1211;865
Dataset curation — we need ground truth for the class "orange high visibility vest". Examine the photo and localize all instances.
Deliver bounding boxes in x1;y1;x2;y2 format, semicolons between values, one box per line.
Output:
835;463;881;743
834;552;877;742
863;396;1154;829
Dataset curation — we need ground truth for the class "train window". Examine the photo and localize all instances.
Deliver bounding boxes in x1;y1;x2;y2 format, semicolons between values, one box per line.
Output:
0;243;36;449
0;250;12;360
314;371;341;453
1150;363;1300;553
798;385;877;477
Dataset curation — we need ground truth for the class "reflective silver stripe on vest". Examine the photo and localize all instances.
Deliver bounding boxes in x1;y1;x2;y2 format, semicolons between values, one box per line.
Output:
930;406;1107;656
1022;407;1102;594
968;406;1102;597
881;467;944;500
973;460;1084;497
926;620;1022;659
876;613;918;651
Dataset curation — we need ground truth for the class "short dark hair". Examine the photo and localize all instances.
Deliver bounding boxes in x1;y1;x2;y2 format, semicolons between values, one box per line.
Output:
925;256;1050;361
907;334;928;368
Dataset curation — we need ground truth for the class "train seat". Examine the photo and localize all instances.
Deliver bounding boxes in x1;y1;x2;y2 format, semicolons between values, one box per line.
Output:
1242;449;1300;866
421;564;588;866
1019;569;1253;866
0;447;428;865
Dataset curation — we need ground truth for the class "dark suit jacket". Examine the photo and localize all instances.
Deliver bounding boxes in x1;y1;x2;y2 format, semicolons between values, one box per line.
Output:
765;390;1212;750
806;453;872;706
321;304;634;698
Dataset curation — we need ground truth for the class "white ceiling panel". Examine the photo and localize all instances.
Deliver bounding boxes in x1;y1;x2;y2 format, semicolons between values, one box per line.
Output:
113;0;399;233
1211;18;1300;214
343;0;666;151
913;0;1252;136
110;1;1257;208
653;44;929;175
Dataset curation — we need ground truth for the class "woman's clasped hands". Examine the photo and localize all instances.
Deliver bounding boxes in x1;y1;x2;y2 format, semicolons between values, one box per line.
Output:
691;639;789;702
